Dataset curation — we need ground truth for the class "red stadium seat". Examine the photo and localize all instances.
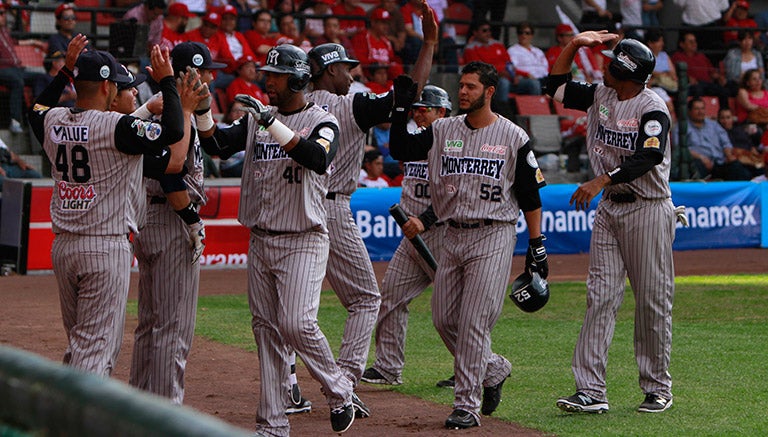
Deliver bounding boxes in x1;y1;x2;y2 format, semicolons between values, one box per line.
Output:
514;95;552;116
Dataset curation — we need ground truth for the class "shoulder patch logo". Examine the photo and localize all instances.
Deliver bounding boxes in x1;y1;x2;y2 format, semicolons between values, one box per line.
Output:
444;139;463;152
599;104;609;120
526;150;539;169
643;136;660;149
145;122;162;141
644;120;663;136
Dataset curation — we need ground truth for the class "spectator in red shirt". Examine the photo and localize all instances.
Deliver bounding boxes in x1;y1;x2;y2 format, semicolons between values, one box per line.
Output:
722;1;757;47
314;16;355;57
545;23;600;83
671;30;730;108
220;4;256;65
274;12;313;52
462;19;538;117
332;0;367;39
244;9;277;66
0;3;45;133
302;0;335;44
352;8;404;80
374;0;406;53
160;2;194;50
365;64;392;93
226;55;268;110
185;10;235;69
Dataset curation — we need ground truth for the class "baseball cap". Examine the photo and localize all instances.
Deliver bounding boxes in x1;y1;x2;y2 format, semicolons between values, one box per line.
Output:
73;50;133;84
167;2;194;18
555;23;574;36
370;8;390;21
55;3;75;18
171;41;228;74
221;4;237;16
116;64;147;91
736;0;749;9
202;11;221;26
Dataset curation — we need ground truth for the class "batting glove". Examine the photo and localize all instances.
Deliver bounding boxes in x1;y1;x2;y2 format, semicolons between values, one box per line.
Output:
674;205;688;227
526;235;549;279
393;75;418;115
187;220;206;264
235;94;274;127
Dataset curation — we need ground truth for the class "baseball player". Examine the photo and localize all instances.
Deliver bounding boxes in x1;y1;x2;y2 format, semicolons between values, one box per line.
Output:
302;0;437;416
388;63;548;429
196;44;356;436
361;85;453;387
547;33;675;414
110;64;205;264
128;41;221;404
28;37;185;376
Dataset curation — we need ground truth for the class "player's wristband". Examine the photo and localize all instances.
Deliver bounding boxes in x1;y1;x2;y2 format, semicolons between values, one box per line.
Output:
132;103;154;120
267;119;295;146
195;109;215;132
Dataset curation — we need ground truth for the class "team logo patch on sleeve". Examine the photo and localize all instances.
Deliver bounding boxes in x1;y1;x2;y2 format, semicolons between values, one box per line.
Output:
318;127;335;142
145;123;163;141
317;138;331;152
644;120;663;136
643;136;660;149
526;150;539;168
32;103;50;113
535;168;545;184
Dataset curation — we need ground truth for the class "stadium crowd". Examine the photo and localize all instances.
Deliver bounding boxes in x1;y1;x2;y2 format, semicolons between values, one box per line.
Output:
2;0;768;181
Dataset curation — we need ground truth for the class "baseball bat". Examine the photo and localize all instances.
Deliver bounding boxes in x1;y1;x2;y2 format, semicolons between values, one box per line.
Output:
389;203;438;272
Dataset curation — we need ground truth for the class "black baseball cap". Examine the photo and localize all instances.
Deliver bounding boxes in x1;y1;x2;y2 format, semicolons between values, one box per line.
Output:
117;64;147;90
170;42;227;76
73;50;133;84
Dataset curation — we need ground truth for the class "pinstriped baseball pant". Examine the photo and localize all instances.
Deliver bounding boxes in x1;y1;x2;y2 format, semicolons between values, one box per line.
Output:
131;203;200;404
572;198;675;401
248;229;353;437
324;195;381;385
432;223;515;422
52;233;132;377
373;225;446;381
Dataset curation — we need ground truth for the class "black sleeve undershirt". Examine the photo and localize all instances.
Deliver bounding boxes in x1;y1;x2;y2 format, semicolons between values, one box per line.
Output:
513;141;545;212
608;110;670;184
352;91;395;131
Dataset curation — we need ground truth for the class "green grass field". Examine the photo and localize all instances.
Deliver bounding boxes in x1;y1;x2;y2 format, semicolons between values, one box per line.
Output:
154;274;768;436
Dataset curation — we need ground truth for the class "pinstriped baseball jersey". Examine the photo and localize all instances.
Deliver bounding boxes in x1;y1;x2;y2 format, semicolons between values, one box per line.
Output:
427;115;531;223
586;86;671;199
145;115;207;204
399;161;431;216
305;90;364;195
238;105;336;232
43;108;146;235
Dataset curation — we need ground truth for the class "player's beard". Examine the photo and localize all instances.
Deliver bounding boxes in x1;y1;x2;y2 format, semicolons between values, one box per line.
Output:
458;93;485;115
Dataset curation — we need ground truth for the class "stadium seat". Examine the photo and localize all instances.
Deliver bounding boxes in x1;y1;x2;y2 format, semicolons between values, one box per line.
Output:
701;95;720;119
513;95;552;116
552;99;586;120
13;45;46;74
519;115;562;155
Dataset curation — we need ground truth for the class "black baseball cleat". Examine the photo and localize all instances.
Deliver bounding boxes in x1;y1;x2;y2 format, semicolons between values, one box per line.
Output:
556;392;609;413
330;404;355;434
637;393;673;413
361;367;402;385
351;392;371;418
481;374;508;415
436;375;455;388
445;409;479;429
286;396;312;415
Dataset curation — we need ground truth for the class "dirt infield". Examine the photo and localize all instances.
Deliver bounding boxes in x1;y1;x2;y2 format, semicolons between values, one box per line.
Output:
0;249;764;435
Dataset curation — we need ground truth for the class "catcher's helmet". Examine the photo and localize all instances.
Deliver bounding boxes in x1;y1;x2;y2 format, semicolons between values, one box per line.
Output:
259;44;312;92
412;85;452;114
509;271;549;313
601;38;655;84
308;43;359;77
